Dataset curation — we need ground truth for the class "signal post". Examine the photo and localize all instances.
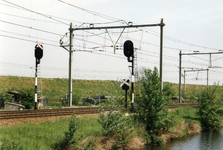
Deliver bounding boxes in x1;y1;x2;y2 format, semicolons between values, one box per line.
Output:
34;44;43;109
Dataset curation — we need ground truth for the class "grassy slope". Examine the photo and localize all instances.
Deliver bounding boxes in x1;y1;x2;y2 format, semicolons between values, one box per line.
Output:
0;76;124;99
1;76;223;99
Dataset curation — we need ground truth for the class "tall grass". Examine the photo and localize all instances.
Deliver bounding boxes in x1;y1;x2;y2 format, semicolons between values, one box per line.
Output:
0;107;207;149
170;107;200;124
0;118;69;149
0;116;103;150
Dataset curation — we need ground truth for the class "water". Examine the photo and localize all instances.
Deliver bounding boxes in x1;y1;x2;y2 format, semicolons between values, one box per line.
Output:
146;128;223;150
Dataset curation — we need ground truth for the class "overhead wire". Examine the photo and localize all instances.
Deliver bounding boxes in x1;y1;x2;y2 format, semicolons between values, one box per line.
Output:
57;0;126;24
0;33;59;47
2;0;69;25
2;0;221;53
0;20;63;36
1;0;222;81
0;30;59;44
0;12;62;24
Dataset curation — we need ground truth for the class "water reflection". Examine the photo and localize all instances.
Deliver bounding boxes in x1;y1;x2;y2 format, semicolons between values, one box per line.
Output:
146;128;223;150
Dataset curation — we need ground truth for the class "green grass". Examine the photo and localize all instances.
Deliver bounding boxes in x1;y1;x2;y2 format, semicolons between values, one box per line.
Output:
170;107;200;124
46;102;63;109
0;118;69;150
0;116;103;150
2;107;220;149
1;76;223;101
0;76;124;100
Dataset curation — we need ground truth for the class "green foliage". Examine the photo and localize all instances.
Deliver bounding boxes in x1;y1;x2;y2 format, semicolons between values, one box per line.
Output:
72;90;82;105
197;86;223;130
0;90;12;108
60;98;68;107
170;107;200;125
0;76;124;100
98;105;133;148
64;113;78;145
47;102;63;109
0;118;69;150
18;88;34;109
99;96;128;107
163;82;176;97
137;67;174;145
98;106;123;135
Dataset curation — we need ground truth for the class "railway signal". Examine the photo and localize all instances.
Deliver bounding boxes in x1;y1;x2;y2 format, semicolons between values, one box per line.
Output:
123;40;134;58
35;44;43;64
123;40;135;111
120;78;130;90
120;78;130;109
34;43;43;109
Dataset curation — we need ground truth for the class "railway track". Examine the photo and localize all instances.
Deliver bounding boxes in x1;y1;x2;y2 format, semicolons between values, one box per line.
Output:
0;103;198;120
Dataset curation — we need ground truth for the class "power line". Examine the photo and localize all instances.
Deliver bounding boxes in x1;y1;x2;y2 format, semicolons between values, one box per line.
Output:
0;12;62;24
0;30;59;44
58;0;126;23
0;34;59;47
2;0;69;25
0;20;63;36
3;0;220;53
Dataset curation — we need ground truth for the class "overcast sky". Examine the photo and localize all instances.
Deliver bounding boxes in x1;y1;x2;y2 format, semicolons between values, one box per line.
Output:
0;0;223;85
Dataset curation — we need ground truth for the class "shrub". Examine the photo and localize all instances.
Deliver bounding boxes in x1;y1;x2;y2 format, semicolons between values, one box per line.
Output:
0;90;12;108
18;88;34;109
197;86;223;130
64;113;78;145
163;82;176;97
98;105;133;148
72;90;82;105
137;67;174;145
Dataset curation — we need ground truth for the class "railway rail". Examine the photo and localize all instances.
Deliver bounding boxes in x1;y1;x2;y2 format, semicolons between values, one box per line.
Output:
0;103;198;120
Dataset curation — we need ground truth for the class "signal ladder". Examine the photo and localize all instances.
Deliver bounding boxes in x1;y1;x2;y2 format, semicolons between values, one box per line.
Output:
134;49;140;96
37;64;44;109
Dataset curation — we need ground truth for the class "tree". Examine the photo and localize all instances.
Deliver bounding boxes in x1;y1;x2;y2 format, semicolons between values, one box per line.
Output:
197;86;223;130
137;67;174;145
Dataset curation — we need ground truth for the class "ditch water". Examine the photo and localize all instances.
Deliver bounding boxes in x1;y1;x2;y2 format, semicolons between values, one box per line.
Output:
145;128;223;150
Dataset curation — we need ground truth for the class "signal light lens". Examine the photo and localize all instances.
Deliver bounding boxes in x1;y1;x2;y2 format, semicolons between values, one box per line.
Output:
124;40;133;57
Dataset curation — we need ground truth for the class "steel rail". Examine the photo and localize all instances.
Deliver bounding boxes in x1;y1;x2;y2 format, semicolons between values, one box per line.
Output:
0;103;199;120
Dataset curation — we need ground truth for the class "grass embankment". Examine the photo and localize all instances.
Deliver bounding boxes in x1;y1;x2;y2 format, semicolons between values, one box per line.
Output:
0;76;124;99
0;107;210;150
1;76;223;100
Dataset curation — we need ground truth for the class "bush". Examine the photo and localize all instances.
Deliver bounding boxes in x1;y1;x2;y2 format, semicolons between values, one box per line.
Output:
197;86;223;130
64;113;78;145
18;88;34;109
163;82;176;97
137;67;174;145
100;96;128;107
72;90;82;105
98;105;133;148
0;90;12;108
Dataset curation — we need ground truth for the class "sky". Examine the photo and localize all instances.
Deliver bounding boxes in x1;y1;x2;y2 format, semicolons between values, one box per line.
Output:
0;0;223;85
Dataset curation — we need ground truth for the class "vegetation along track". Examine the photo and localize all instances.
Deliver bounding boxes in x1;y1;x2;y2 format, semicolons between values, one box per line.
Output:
0;103;198;120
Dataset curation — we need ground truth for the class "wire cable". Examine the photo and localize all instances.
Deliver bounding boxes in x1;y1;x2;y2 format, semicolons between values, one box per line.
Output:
2;0;69;25
0;34;59;47
58;0;126;24
0;20;63;36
